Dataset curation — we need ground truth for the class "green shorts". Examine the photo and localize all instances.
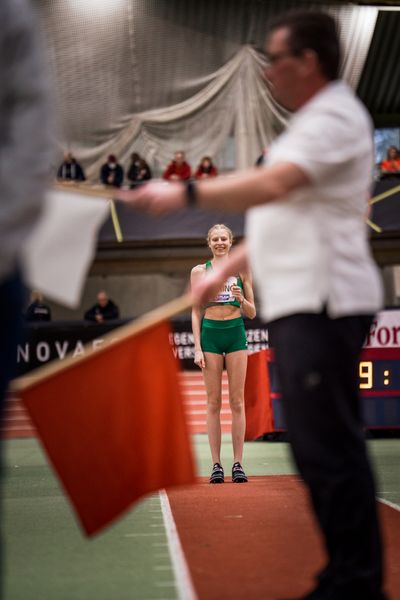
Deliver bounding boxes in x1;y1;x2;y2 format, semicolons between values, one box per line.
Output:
200;317;248;355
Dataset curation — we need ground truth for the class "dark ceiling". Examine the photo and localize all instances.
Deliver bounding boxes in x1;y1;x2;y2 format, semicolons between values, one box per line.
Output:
357;10;400;126
286;1;400;125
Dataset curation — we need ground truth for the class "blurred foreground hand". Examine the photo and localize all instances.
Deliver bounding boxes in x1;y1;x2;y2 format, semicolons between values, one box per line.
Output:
116;181;186;215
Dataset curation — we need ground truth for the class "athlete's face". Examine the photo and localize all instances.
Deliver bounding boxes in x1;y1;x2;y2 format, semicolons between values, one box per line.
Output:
208;228;232;257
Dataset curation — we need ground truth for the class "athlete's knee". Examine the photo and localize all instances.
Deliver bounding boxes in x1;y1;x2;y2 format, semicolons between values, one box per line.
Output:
207;395;222;412
229;395;244;413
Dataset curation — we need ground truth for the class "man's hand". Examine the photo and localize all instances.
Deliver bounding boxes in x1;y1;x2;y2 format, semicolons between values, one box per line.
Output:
191;268;225;307
115;181;186;215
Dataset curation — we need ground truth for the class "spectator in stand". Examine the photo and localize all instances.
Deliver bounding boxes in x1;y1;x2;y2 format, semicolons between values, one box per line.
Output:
25;290;51;322
100;154;124;188
127;152;152;188
195;156;218;179
127;152;141;185
84;290;120;323
57;151;86;182
380;145;400;179
137;158;152;183
163;151;191;181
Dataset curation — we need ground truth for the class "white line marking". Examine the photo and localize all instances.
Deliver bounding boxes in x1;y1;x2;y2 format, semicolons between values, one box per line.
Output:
123;533;160;537
159;490;198;600
378;497;400;512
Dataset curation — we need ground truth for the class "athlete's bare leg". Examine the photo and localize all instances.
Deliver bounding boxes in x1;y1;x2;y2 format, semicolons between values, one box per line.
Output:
202;352;224;465
225;350;247;463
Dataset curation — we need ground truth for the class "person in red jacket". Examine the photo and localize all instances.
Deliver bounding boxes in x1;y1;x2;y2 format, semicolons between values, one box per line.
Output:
380;145;400;179
195;156;218;179
163;151;191;181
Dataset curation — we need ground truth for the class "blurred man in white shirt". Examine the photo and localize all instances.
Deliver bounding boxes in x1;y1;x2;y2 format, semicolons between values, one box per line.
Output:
116;12;385;600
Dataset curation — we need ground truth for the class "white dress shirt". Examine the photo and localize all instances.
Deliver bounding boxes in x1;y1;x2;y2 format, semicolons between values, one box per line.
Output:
246;80;383;323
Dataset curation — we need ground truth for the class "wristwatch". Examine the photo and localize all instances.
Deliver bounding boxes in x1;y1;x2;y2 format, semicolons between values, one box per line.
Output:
185;180;197;207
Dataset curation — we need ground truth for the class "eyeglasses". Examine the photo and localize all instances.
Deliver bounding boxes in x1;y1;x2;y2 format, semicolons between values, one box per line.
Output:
264;50;296;67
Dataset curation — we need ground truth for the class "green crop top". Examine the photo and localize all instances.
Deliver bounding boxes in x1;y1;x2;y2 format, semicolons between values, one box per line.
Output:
204;260;244;308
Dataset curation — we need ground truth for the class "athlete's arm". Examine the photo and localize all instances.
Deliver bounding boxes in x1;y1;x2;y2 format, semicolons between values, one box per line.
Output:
240;272;256;320
190;265;206;369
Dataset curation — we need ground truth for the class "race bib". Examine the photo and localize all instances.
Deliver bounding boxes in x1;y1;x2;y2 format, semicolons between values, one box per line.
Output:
214;276;237;303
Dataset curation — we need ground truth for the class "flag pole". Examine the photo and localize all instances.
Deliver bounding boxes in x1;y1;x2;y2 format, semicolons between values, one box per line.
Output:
11;292;193;393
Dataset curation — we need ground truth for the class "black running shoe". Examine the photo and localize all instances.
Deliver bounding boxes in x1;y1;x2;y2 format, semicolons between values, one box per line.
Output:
232;462;248;483
209;463;224;484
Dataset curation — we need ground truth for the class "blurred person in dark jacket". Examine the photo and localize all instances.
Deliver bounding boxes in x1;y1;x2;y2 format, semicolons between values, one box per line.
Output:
57;151;86;182
100;154;124;188
0;0;53;591
84;291;120;323
25;290;51;322
0;0;52;412
127;153;152;187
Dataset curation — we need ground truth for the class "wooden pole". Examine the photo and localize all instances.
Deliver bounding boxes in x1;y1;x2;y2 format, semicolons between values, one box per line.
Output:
11;292;193;393
370;183;400;205
54;182;124;241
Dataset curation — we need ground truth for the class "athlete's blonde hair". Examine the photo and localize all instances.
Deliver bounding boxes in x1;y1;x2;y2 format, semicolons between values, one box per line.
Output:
206;223;233;244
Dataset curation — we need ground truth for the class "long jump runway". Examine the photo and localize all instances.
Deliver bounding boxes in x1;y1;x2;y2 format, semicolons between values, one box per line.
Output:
167;475;400;600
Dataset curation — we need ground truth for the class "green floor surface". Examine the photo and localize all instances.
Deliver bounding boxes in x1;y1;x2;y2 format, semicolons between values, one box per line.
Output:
1;435;399;599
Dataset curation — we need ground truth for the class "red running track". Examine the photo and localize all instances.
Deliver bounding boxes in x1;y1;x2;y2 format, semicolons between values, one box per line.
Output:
167;475;400;600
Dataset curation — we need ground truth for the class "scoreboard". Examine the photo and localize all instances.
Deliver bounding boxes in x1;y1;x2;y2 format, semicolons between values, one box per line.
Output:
269;347;400;431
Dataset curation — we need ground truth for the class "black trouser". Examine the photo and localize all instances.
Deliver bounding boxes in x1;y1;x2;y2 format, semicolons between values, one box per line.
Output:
0;268;24;600
0;269;23;421
268;312;385;599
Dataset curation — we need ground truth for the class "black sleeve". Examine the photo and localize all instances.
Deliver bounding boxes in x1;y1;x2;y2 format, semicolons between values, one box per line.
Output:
115;166;124;187
105;301;119;319
77;164;86;181
127;165;135;182
84;305;98;321
25;304;36;322
100;165;107;184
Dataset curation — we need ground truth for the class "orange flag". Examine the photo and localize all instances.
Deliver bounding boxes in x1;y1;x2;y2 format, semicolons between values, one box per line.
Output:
244;349;274;440
19;321;196;536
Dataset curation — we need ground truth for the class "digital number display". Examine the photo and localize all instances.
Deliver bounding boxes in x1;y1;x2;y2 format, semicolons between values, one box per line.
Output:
358;360;398;390
269;350;400;429
359;361;373;389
